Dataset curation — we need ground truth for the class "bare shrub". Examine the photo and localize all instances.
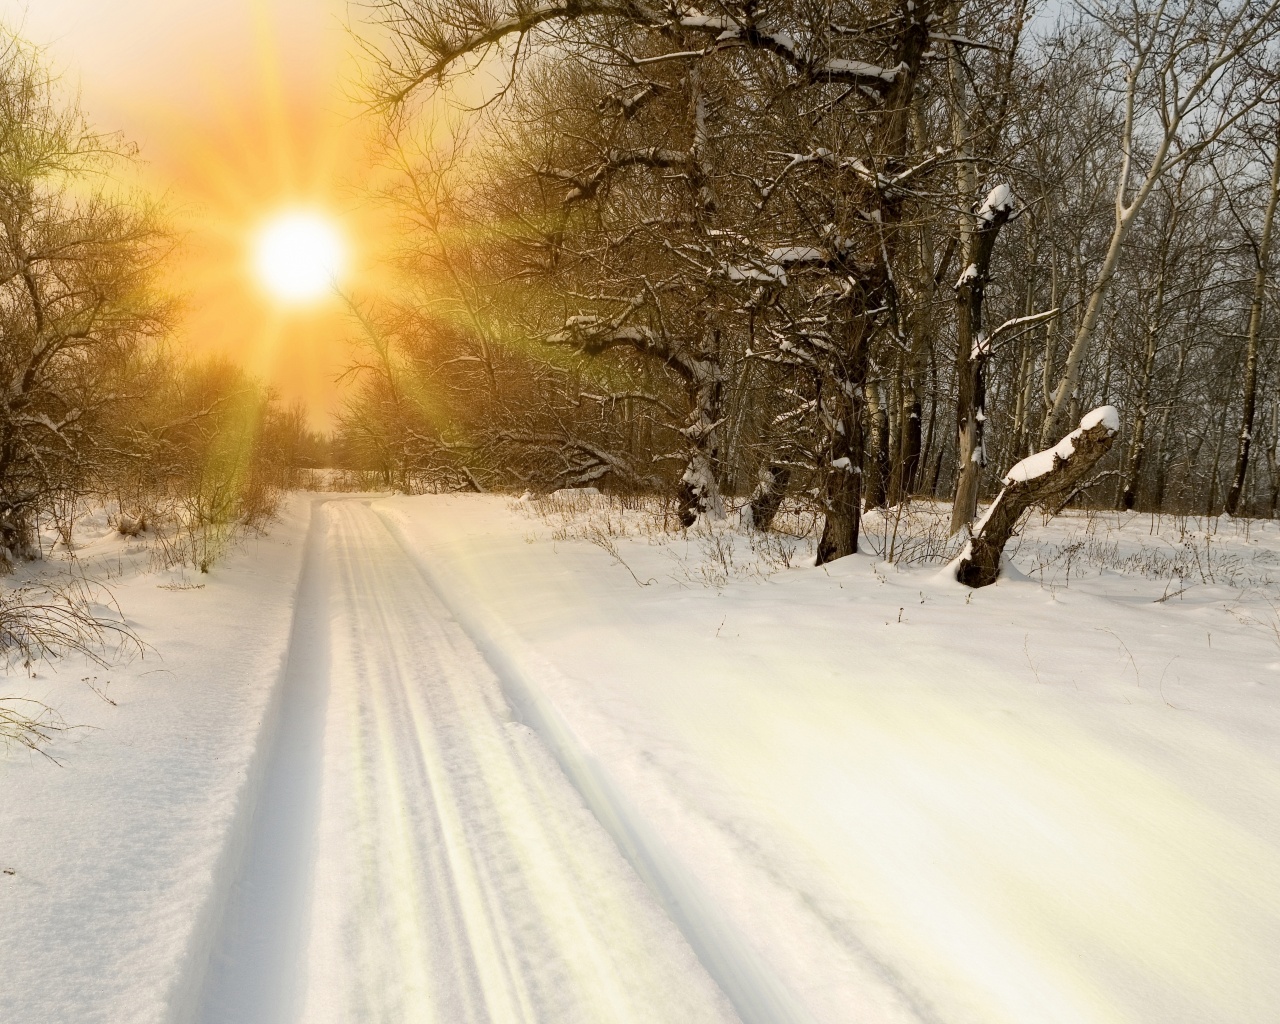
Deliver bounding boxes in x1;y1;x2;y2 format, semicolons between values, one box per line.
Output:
0;34;168;562
1;576;142;759
1011;518;1259;589
115;512;148;538
1;577;142;670
747;527;807;573
0;696;67;758
97;358;291;573
861;501;965;566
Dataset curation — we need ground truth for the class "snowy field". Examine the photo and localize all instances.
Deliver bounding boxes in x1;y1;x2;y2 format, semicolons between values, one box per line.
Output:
3;492;1280;1023
385;493;1280;1024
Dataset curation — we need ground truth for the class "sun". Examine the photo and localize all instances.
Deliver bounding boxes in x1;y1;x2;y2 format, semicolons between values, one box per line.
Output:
252;210;346;303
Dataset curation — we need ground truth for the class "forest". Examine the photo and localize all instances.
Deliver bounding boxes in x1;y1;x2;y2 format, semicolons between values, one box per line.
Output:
5;0;1280;584
0;33;325;583
335;0;1280;579
7;5;1280;1021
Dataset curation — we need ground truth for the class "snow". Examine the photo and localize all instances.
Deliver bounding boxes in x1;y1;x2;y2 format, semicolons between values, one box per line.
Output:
381;493;1280;1024
764;30;797;53
206;501;731;1022
726;263;787;285
0;497;316;1023
1080;404;1121;432
821;58;900;81
6;489;1280;1024
976;183;1016;222
1004;405;1119;484
726;248;825;288
680;14;736;31
1;498;734;1024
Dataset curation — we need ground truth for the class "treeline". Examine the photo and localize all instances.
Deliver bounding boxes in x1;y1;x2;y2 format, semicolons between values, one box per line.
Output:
0;35;318;571
339;0;1280;560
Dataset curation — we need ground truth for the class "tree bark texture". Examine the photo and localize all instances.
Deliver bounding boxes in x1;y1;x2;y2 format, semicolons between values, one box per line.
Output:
864;381;890;510
816;354;867;564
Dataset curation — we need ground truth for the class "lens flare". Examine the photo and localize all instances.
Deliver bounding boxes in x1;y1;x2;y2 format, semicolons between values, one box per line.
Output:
253;211;345;302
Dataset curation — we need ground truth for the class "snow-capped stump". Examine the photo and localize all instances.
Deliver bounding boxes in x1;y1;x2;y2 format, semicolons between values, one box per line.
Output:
956;406;1120;588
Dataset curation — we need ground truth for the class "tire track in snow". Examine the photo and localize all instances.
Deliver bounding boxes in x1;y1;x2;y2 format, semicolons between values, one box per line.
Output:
192;500;735;1024
375;505;822;1024
191;497;333;1024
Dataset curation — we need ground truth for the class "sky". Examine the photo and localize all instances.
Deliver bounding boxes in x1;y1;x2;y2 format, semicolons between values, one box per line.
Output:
1;0;393;426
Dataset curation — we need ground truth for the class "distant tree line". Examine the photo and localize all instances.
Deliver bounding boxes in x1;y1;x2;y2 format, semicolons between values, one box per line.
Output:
338;0;1280;559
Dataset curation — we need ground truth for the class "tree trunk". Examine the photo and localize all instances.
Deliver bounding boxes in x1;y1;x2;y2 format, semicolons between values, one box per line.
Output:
950;195;1015;534
1206;373;1237;516
748;464;791;532
676;334;725;527
816;338;868;564
1121;292;1164;509
1012;333;1032;458
864;381;890;509
892;394;922;504
1265;402;1280;515
890;102;936;507
1226;129;1280;514
1150;331;1191;512
0;509;36;568
957;408;1120;587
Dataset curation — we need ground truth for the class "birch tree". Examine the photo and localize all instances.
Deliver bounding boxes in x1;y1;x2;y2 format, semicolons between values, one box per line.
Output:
1040;0;1280;446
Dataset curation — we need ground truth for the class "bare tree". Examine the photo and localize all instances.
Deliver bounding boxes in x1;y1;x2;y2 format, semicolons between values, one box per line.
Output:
0;34;166;563
957;407;1119;587
344;0;1280;554
1225;123;1280;514
1040;0;1280;445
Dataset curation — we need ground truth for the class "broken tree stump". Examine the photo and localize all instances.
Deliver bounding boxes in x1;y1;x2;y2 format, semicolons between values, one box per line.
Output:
956;406;1120;588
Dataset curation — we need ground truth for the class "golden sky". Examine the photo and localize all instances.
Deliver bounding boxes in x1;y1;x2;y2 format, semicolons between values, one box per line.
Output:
2;0;392;427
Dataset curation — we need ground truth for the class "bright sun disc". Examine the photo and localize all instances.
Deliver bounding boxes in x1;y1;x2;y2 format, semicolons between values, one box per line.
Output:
253;211;345;302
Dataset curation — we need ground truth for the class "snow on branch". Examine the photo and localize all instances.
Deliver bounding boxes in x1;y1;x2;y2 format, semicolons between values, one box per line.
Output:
494;429;656;488
539;146;699;204
672;17;903;89
1001;406;1120;486
982;308;1059;353
549;314;698;380
723;245;828;286
976;183;1016;223
757;148;944;207
817;57;903;85
378;0;939;111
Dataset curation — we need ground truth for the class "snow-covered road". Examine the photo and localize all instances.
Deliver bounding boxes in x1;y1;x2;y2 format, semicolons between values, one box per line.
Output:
194;500;735;1024
8;493;1280;1024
